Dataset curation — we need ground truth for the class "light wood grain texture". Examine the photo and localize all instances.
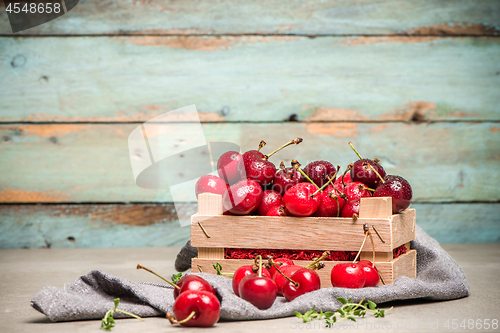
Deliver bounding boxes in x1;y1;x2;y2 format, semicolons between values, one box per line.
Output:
0;123;498;203
359;197;393;218
192;250;417;287
1;37;500;122
197;193;223;215
1;203;498;248
197;247;224;259
392;208;417;248
1;0;498;35
190;209;415;252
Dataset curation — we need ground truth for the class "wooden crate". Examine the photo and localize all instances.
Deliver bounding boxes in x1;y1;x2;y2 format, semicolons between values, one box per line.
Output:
191;193;416;287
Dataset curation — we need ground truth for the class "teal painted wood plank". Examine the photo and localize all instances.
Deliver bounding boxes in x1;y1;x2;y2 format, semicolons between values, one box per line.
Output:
0;0;499;35
0;204;194;248
0;122;499;203
0;36;499;122
0;203;498;248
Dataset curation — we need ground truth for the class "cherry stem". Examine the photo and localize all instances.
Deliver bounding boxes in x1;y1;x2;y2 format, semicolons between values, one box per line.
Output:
136;264;180;290
352;231;369;263
330;184;348;201
255;255;263;278
166;310;196;325
115;309;144;321
342;164;353;186
311;167;340;197
268;258;299;287
279;161;286;171
305;251;330;269
366;163;386;184
291;160;319;189
258;140;266;151
360;185;376;192
348;141;363;160
264;137;303;160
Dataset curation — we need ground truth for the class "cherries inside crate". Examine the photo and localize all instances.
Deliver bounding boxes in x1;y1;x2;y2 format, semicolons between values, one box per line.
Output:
191;193;416;287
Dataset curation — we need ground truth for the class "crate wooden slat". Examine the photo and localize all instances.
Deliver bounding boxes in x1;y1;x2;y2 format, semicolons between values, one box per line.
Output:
193;249;416;287
191;211;416;252
191;193;417;288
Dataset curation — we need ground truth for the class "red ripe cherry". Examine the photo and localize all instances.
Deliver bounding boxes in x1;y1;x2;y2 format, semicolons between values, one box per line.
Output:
351;159;386;189
195;175;229;199
358;260;380;287
268;258;294;279
334;172;352;191
222;179;263;215
258;190;283;216
373;175;413;213
273;166;304;195
238;261;277;310
171;290;221;327
232;265;271;297
266;205;287;216
174;275;216;299
340;199;360;218
273;264;302;296
331;263;365;289
217;151;242;185
303;161;337;187
237;150;276;186
283;268;321;301
283;183;321;217
312;185;345;217
344;181;372;201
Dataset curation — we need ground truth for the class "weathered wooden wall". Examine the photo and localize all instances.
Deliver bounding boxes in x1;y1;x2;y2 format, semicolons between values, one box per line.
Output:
0;0;499;248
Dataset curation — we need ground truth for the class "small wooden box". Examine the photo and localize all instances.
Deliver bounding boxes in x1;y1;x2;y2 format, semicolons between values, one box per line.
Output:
191;194;416;287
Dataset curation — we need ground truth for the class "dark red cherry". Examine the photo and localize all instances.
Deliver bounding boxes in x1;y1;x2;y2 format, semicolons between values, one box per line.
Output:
273;166;304;195
283;183;321;217
239;274;277;310
237;150;276;186
266;205;288;216
358;260;380;287
217;151;242;185
283;268;321;301
222;179;263;215
195;175;229;199
350;159;386;189
174;275;216;299
331;263;365;289
312;185;345;217
373;175;412;213
303;161;337;187
171;290;220;327
340;199;360;218
344;181;372;201
258;190;283;216
232;265;271;297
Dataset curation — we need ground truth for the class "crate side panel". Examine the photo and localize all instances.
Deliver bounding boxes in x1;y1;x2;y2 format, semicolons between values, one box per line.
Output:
393;249;417;280
391;209;417;248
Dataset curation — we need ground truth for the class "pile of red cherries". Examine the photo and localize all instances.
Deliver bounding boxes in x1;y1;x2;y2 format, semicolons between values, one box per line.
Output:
196;138;413;218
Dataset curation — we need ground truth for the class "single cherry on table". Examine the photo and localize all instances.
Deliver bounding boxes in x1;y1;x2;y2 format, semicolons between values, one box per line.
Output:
238;256;278;310
168;290;221;327
232;264;272;297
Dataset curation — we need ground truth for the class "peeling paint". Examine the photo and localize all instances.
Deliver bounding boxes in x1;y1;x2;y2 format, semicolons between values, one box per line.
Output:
1;125;87;138
407;23;500;36
20;111;225;122
305;106;368;121
342;36;442;47
490;126;500;133
382;101;436;121
0;187;69;203
304;123;358;137
117;36;300;51
371;125;389;132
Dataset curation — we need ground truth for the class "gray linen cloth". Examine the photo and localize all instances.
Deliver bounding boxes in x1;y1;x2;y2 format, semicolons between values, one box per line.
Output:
31;226;469;322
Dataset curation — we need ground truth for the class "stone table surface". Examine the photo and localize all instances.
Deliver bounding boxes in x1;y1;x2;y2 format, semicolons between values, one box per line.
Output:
0;244;499;333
